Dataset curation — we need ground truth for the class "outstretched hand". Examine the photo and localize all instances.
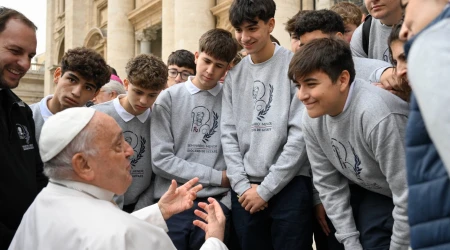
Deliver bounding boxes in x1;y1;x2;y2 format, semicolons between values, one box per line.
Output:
158;177;203;220
193;198;226;242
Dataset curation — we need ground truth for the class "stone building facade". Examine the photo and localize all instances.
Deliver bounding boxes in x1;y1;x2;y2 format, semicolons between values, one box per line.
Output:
43;0;336;96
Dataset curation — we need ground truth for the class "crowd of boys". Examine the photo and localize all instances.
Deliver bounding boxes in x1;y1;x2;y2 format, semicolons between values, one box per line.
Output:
1;0;449;249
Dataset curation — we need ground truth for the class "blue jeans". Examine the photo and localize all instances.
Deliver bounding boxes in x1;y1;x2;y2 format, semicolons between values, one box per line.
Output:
231;175;313;250
165;197;230;250
350;185;394;250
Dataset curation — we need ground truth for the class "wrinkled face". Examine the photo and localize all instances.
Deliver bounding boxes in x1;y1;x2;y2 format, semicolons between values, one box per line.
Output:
53;69;99;109
92;88;115;104
123;81;161;115
234;18;274;55
299;30;331;48
192;52;228;90
364;0;402;21
87;113;134;195
400;0;444;41
295;70;347;118
390;40;408;85
0;19;37;89
343;23;358;43
166;65;195;88
290;33;300;53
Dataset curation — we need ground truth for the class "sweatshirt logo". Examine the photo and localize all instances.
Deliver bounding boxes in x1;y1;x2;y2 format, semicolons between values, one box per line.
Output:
252;80;273;121
190;106;219;143
16;123;34;150
331;138;381;190
124;131;146;171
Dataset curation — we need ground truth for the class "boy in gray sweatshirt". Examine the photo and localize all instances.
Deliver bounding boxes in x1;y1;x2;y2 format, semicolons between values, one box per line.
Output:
151;29;238;250
92;54;167;212
288;38;409;250
222;1;312;249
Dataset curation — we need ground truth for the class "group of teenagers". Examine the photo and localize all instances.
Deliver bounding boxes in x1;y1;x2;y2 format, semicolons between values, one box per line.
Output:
2;0;449;249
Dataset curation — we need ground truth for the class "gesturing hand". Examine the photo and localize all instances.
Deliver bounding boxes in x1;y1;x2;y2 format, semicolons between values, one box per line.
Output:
193;198;226;242
158;177;203;220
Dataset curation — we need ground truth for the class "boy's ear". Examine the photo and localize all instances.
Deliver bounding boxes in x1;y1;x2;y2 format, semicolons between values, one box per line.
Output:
268;18;275;33
123;79;130;91
53;67;62;84
194;51;199;64
338;70;351;92
334;32;344;40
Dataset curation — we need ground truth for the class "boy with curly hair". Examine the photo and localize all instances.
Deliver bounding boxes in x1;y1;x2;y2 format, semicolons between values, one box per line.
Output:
91;54;167;212
331;2;363;43
30;47;110;141
151;28;237;250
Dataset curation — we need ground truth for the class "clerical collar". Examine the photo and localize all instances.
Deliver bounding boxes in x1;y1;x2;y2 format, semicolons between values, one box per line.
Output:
49;179;115;201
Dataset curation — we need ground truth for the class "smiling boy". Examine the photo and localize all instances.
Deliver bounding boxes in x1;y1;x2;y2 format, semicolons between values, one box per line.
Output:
222;0;312;249
289;38;409;250
30;47;110;141
151;28;237;250
91;54;167;212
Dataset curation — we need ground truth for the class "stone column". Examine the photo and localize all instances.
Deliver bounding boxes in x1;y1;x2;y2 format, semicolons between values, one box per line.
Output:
173;0;215;53
107;0;135;79
273;0;301;48
162;0;174;61
302;0;315;10
44;0;56;96
136;28;157;55
65;0;87;48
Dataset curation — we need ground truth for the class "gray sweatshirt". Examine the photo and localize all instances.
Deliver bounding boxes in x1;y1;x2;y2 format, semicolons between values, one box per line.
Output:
221;45;310;202
91;96;153;209
151;79;229;202
353;56;391;83
302;79;409;250
351;18;392;62
29;95;54;142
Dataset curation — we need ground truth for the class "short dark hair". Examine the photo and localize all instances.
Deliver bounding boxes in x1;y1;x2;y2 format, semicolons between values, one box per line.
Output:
126;54;167;91
288;38;355;84
285;10;312;35
229;0;276;27
60;47;110;90
388;20;403;64
294;10;345;38
0;7;37;33
107;65;118;77
167;49;196;74
199;28;238;63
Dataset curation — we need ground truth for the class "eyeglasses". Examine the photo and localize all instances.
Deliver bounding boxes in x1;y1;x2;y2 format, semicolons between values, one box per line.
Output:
168;69;192;81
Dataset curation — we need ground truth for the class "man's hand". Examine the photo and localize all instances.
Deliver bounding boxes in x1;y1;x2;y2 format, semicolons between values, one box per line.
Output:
314;203;331;236
238;184;267;214
193;198;226;242
158;177;203;220
221;171;230;188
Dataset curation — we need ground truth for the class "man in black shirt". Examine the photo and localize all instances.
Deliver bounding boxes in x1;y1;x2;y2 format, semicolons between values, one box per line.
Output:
0;7;47;249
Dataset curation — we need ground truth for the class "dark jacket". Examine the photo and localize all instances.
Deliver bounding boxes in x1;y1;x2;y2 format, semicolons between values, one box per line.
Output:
405;7;450;250
0;89;47;249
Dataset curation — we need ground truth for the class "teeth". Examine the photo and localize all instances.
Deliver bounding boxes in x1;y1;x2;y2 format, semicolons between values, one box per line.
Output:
8;68;22;75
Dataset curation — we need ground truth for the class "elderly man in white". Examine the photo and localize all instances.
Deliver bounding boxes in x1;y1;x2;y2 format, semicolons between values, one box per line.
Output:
9;107;228;250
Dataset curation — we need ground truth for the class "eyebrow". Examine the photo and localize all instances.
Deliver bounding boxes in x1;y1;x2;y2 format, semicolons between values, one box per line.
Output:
302;77;318;83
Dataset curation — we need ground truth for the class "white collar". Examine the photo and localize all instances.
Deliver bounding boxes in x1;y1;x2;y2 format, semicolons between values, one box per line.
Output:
343;80;355;111
113;94;150;123
39;94;54;121
184;76;222;96
49;178;115;202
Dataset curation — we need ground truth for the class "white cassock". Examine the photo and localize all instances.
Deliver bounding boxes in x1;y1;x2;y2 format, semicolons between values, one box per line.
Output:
9;180;227;250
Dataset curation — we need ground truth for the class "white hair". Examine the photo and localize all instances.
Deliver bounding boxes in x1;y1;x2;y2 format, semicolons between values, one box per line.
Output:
43;126;97;180
101;80;126;95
